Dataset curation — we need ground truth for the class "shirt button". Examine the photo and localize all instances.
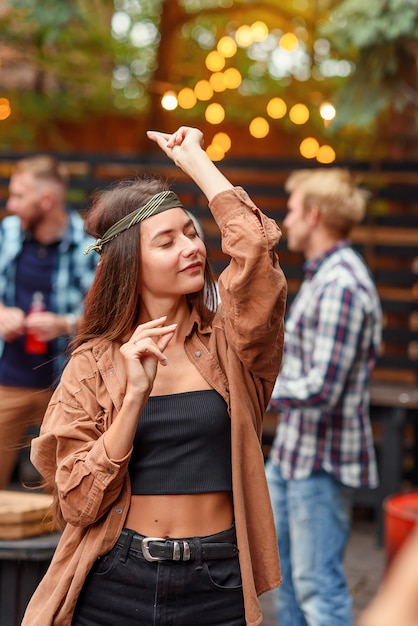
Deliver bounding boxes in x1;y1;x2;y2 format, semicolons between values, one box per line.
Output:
115;507;123;514
195;351;201;357
108;468;114;474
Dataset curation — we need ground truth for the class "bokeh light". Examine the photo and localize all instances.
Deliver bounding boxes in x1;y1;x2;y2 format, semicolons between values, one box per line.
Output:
223;67;242;89
209;72;227;92
299;137;319;159
206;144;225;161
316;145;336;163
251;21;269;42
267;97;287;119
235;25;253;47
249;117;270;138
194;80;213;101
0;98;11;121
161;91;178;110
205;103;225;124
217;36;237;58
177;87;197;109
205;51;225;72
212;132;231;153
289;103;309;124
319;101;336;121
279;33;299;52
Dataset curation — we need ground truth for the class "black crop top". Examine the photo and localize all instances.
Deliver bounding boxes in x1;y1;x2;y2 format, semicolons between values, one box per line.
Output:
128;389;232;495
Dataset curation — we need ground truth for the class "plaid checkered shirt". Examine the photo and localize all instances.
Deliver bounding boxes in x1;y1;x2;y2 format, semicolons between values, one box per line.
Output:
269;240;382;488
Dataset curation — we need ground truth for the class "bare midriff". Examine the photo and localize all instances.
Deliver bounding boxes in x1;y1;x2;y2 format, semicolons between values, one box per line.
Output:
125;492;234;538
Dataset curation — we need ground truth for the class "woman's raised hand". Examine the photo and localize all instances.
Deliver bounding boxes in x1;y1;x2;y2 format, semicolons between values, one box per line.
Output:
147;126;233;202
146;127;203;167
120;316;177;396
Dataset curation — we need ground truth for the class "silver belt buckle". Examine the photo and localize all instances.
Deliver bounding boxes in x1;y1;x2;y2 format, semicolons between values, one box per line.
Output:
141;537;191;562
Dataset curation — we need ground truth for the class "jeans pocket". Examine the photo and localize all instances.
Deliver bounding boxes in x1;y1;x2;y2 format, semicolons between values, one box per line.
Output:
204;556;243;591
90;545;122;577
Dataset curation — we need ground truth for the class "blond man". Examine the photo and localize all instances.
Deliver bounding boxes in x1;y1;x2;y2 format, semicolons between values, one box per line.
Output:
266;168;382;626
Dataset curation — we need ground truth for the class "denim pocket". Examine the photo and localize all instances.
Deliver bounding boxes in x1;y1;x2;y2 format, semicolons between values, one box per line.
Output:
91;545;122;577
204;556;243;591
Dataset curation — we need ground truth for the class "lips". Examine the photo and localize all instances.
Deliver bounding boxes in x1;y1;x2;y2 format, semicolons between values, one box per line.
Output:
180;262;202;273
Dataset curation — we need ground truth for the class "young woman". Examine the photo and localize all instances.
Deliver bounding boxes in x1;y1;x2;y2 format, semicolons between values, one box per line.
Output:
21;126;287;626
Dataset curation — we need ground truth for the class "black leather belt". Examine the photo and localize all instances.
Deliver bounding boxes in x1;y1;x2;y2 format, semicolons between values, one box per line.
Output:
117;529;239;563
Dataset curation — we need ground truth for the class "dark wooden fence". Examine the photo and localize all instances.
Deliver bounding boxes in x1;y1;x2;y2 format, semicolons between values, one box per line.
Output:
2;151;416;386
1;152;417;537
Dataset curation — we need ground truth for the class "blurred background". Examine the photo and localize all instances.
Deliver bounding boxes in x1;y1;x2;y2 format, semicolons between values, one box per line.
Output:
0;0;417;515
0;0;416;161
0;5;417;624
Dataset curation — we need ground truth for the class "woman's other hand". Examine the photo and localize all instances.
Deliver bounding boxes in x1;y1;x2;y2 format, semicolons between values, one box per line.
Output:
120;316;177;396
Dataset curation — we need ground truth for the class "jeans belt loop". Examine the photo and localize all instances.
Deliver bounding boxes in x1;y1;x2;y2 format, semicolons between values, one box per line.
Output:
194;537;203;570
119;530;133;563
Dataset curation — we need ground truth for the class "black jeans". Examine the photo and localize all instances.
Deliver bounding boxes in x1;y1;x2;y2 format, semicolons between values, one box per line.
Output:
72;525;245;626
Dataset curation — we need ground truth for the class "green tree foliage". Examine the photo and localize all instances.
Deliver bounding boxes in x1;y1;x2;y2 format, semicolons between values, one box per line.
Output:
321;0;418;128
0;0;117;145
0;0;416;156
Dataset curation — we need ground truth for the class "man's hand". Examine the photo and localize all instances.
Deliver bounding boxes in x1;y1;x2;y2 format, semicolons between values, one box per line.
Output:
25;311;70;342
0;304;25;342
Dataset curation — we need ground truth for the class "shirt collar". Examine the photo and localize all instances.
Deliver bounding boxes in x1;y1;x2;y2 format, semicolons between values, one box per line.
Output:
303;239;350;279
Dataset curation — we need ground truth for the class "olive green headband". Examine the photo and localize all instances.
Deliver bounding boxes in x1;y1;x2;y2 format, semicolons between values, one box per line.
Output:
84;190;184;255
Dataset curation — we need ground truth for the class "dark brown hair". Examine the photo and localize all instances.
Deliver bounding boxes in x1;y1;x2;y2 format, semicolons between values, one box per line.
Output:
75;174;217;347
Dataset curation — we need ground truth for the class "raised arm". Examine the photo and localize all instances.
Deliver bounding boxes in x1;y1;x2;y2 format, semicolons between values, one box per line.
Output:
147;127;233;202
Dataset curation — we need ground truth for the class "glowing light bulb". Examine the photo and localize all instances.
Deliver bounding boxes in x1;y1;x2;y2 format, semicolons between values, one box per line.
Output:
299;137;319;159
289;103;309;124
0;98;11;121
177;87;197;109
205;50;225;72
161;91;178;111
279;33;299;52
316;145;336;163
249;117;270;139
194;80;213;101
319;102;336;121
212;132;231;153
205;103;225;124
217;36;237;58
267;97;287;119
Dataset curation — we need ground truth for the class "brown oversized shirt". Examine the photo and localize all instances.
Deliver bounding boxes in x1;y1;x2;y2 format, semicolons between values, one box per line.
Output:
22;187;287;626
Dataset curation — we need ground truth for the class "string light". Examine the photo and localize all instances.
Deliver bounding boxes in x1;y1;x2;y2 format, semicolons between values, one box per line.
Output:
177;87;197;109
235;25;253;47
212;132;231;153
279;33;299;52
161;91;178;110
223;67;242;89
316;145;336;163
289;103;309;124
205;103;225;124
194;80;213;101
206;144;225;161
299;137;319;159
0;98;11;121
250;21;269;42
249;117;270;138
209;72;227;92
217;36;237;58
267;97;287;119
205;51;225;72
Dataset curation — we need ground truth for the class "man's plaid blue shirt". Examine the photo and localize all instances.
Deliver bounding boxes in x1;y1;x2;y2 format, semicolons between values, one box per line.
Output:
270;241;382;488
0;210;98;381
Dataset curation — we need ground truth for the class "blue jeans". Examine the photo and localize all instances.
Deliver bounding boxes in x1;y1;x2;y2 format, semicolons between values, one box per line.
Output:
72;524;245;626
265;461;354;626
